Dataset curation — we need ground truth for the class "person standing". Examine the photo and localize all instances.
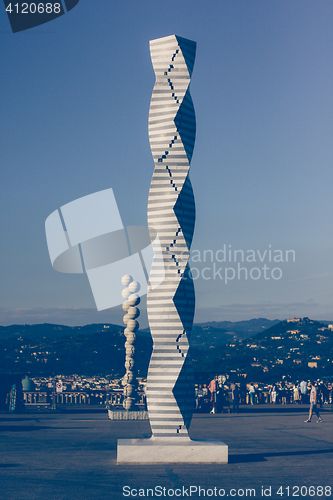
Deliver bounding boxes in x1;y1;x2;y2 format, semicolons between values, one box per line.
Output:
215;382;224;414
293;383;300;404
208;377;217;414
202;384;209;413
280;381;287;404
232;383;240;413
317;380;325;408
270;384;277;404
195;384;203;411
225;384;233;413
304;381;323;423
240;382;247;404
249;383;255;405
322;382;329;404
300;379;307;404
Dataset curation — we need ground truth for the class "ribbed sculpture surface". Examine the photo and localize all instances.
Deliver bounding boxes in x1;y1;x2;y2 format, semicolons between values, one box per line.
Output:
147;35;196;438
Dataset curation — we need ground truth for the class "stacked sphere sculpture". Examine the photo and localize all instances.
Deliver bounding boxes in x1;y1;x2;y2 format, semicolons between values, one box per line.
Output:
121;274;140;411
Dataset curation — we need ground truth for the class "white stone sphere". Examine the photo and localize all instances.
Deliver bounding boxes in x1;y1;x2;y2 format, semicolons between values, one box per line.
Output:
122;301;130;312
121;274;133;286
121;288;131;299
123;385;134;397
123;372;134;384
123;398;134;410
124;327;136;337
125;348;135;358
128;280;140;293
126;319;139;332
125;332;136;343
127;306;140;320
128;293;140;306
125;358;134;370
123;313;130;325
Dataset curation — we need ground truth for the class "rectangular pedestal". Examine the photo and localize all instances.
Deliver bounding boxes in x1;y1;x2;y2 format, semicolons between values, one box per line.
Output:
117;437;228;464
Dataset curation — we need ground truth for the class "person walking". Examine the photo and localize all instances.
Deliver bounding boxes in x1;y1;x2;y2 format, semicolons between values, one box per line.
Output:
304;381;323;423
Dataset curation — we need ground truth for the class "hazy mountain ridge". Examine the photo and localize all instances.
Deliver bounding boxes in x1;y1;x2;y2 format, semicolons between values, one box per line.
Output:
0;318;280;376
191;318;281;348
1;318;332;380
0;323;123;340
195;318;280;332
0;318;280;343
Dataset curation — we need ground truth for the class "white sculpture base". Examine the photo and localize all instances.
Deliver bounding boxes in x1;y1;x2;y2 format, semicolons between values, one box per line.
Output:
108;410;148;420
117;437;228;464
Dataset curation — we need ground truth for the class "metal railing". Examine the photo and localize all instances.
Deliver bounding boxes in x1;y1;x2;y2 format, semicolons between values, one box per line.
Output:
23;390;145;408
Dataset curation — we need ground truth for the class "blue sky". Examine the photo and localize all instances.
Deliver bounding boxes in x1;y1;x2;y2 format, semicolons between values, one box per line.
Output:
1;0;332;326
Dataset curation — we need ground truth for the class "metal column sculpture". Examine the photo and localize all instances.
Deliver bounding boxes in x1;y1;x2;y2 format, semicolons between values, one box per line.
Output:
146;34;196;438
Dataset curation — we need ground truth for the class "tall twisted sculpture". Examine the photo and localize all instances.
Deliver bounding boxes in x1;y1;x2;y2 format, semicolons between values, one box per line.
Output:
146;34;196;438
117;35;228;462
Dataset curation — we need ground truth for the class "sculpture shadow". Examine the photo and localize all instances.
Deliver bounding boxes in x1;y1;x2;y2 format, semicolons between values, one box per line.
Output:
0;425;91;432
0;418;41;422
0;463;22;468
229;448;333;464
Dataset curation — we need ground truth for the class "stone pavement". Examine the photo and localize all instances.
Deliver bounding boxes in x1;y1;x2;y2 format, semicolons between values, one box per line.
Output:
0;407;332;500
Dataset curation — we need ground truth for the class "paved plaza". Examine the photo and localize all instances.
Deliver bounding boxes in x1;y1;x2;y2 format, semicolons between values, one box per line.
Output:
0;406;332;500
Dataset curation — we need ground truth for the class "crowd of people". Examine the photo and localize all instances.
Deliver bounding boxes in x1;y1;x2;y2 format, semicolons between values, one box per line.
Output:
194;378;333;414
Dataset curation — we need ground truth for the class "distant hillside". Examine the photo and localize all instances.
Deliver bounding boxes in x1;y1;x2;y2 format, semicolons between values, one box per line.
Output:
191;318;333;381
0;318;278;377
0;318;279;348
0;327;152;377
